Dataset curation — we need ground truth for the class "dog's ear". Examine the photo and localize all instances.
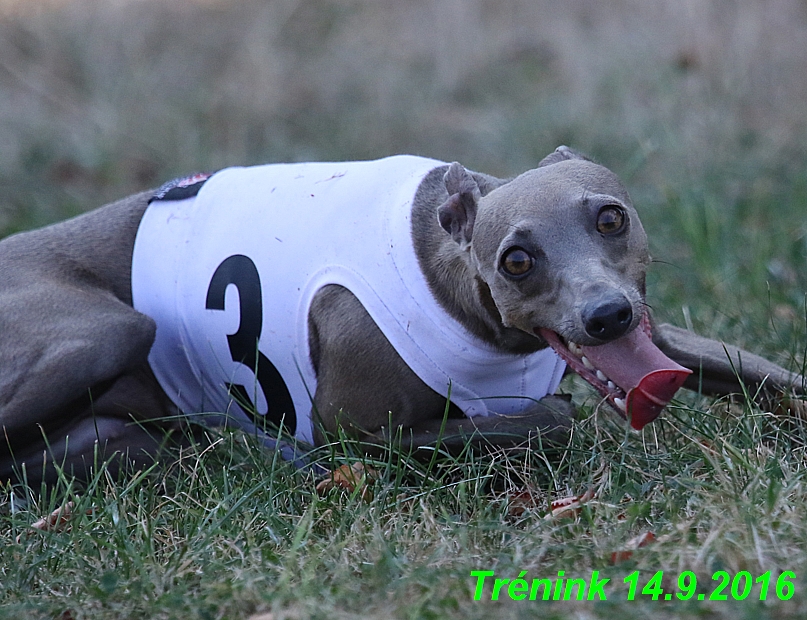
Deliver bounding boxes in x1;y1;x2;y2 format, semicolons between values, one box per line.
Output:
537;145;593;168
438;162;481;249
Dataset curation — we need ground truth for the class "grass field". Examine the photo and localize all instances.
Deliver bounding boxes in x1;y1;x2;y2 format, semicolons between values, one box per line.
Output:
2;1;807;618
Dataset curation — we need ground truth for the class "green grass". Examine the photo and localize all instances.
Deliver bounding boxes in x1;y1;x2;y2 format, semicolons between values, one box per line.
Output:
2;1;807;618
4;395;807;619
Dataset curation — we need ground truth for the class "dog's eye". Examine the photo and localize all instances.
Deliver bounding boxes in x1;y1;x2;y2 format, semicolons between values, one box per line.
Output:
596;206;626;235
501;247;534;277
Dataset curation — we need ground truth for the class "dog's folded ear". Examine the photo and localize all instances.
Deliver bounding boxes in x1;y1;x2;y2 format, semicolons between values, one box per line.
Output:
538;145;593;168
438;162;481;250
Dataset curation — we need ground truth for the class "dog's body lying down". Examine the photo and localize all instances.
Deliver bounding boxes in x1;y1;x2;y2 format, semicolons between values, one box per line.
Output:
0;147;800;483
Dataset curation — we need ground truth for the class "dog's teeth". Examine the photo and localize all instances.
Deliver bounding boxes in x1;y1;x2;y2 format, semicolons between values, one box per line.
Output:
614;397;627;412
607;380;616;390
596;370;608;383
568;342;583;356
582;356;595;370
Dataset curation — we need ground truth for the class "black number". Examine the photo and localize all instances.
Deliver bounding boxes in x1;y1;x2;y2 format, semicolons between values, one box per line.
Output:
205;254;296;434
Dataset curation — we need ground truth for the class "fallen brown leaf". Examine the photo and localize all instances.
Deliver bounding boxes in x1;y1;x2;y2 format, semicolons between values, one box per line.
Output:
34;500;76;531
773;393;807;419
315;462;377;501
507;489;541;517
16;501;93;543
545;487;596;521
610;530;656;564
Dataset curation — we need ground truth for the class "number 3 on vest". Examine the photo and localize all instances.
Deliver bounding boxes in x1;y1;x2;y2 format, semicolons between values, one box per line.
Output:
205;254;297;434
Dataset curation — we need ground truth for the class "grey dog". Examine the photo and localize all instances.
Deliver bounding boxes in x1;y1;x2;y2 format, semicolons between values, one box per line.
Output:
0;147;800;484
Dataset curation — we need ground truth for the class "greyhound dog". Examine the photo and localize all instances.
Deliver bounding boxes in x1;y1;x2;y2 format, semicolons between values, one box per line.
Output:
0;146;800;484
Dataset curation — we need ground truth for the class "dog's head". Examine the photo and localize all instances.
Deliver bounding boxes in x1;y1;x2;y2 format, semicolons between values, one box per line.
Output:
438;146;690;429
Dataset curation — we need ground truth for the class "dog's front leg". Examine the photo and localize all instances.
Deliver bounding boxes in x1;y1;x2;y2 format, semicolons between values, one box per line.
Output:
384;394;577;455
308;285;576;455
308;284;454;447
652;322;804;401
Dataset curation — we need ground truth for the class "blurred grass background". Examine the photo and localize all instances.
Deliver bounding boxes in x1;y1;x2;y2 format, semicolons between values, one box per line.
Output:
1;0;806;361
2;2;807;618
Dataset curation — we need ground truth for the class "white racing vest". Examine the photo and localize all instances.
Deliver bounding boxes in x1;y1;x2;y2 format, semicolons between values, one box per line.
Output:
131;156;566;444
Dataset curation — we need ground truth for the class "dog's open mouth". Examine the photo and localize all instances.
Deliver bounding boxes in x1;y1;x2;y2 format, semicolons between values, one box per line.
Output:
537;314;691;429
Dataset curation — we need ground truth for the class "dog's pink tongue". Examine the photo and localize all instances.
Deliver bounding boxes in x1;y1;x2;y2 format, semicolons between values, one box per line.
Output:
581;327;691;430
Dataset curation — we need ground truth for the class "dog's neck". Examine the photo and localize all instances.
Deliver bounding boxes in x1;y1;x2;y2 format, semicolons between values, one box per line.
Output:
411;167;545;355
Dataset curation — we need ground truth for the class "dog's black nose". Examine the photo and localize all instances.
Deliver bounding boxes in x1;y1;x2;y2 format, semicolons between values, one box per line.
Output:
582;298;633;341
